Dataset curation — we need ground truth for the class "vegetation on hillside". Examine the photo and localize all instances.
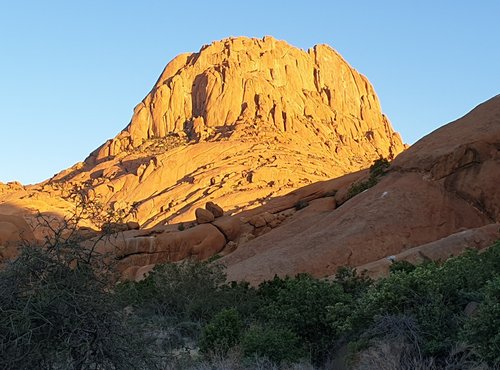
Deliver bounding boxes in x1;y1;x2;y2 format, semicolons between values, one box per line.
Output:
1;206;499;368
347;157;390;200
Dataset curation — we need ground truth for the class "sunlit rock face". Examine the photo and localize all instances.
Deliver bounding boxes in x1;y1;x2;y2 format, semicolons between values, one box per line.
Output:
1;36;409;275
92;36;404;162
55;36;404;227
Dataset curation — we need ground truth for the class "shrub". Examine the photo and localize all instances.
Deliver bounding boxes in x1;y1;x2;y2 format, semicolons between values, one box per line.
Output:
351;314;426;370
389;260;416;274
117;261;260;358
334;266;372;297
369;158;390;177
199;308;243;356
241;325;305;364
0;242;153;369
462;276;500;366
351;243;500;359
347;176;378;199
117;260;226;321
346;157;390;200
256;274;352;363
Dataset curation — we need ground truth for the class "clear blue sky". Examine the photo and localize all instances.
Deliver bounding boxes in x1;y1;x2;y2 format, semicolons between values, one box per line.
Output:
1;1;499;184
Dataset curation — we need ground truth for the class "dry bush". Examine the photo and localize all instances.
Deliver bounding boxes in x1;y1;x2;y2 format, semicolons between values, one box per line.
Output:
0;193;155;369
352;315;489;370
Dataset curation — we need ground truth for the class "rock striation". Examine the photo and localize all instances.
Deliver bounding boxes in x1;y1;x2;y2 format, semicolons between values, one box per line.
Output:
90;36;404;162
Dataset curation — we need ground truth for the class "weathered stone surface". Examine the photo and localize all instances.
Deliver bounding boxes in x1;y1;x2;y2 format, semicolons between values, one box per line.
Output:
126;221;140;230
90;36;404;163
221;96;500;284
0;36;406;279
206;201;224;218
3;38;498;286
0;214;35;261
94;223;226;277
248;215;266;228
355;223;500;279
195;208;215;224
212;216;241;241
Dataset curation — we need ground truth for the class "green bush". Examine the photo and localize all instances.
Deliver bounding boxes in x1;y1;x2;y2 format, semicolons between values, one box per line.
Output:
351;243;500;359
256;274;352;363
369;157;390;177
346;157;390;200
199;308;243;356
334;266;372;297
7;224;497;369
346;176;378;199
462;276;500;366
241;325;305;364
389;259;416;274
117;260;226;321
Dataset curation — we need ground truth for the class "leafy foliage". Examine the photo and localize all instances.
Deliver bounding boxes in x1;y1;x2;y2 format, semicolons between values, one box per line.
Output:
241;325;305;364
389;259;416;274
462;276;500;366
347;157;390;200
117;260;226;321
334;266;372;297
369;158;390;177
200;308;243;356
116;243;500;367
348;243;500;364
256;274;352;363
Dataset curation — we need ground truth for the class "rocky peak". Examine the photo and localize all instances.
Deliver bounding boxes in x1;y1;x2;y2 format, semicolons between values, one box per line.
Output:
15;36;408;230
89;36;404;162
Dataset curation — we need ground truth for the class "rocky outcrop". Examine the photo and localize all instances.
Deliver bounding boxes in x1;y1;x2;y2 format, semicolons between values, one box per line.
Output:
195;208;215;224
356;223;500;279
93;223;227;280
0;35;408;280
89;36;404;162
31;96;498;283
26;36;404;229
220;95;500;283
0;214;35;261
206;202;224;218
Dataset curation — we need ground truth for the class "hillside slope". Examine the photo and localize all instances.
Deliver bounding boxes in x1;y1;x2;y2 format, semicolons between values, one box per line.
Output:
221;95;500;282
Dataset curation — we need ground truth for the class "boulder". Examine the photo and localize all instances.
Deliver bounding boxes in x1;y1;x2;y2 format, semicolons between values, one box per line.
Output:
206;201;224;218
248;214;266;228
195;208;215;224
126;221;140;230
212;216;242;241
